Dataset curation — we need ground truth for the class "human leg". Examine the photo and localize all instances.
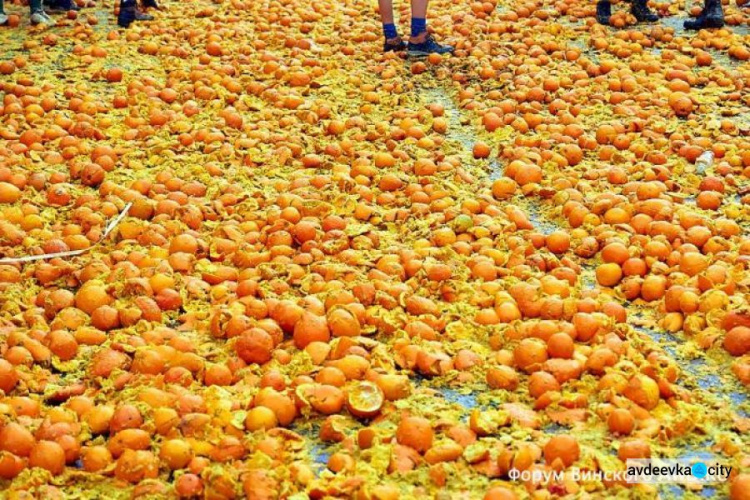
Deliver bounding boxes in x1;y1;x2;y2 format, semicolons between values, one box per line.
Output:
379;0;406;52
596;0;612;24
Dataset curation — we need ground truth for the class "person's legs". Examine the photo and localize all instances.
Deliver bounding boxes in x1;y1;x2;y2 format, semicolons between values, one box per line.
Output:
0;0;6;25
379;0;406;52
684;0;724;28
379;0;395;24
411;0;427;35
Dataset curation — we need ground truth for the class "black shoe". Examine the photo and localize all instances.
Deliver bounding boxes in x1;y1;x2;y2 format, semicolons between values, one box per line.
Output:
384;37;407;53
46;0;80;11
631;0;659;21
684;0;724;29
118;0;151;26
596;0;612;24
407;33;454;57
141;0;159;9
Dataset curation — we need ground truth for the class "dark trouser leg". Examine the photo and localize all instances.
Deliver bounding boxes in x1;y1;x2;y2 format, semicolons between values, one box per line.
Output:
596;0;612;24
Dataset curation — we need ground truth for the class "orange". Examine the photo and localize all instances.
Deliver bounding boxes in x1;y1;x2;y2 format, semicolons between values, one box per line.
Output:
623;374;659;409
483;112;503;132
327;308;360;337
159;439;193;470
607;409;635;435
0;359;19;393
29;441;65;475
514;164;542;186
308;385;345;415
373;152;395;168
596;263;622;287
546;231;570;254
617;439;651;461
668;92;693;117
491;177;518;199
641;275;667;301
254;388;297;427
114;450;159;483
696;191;722;210
74;283;113;315
547;333;574;359
235;328;274;364
601;242;629;264
106;68;123;82
206;42;222;56
0;182;21;204
473;142;491;159
169;233;198;254
376;374;412;401
484;487;518;500
346;380;385;419
81;446;113;473
528;371;560;398
514;339;548;372
396;416;434;453
0;423;35;457
543;435;580;467
379;174;403;192
730;474;750;500
245;407;278;431
176;474;204;497
293;312;330;349
724;327;750;356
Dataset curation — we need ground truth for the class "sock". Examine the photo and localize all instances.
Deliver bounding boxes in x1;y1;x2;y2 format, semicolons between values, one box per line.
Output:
383;23;398;40
411;17;426;37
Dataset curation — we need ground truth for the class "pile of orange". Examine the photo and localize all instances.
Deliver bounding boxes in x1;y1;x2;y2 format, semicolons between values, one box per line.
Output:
0;0;748;497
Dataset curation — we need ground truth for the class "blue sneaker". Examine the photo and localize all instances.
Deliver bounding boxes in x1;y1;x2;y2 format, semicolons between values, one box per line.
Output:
407;33;454;57
384;36;407;53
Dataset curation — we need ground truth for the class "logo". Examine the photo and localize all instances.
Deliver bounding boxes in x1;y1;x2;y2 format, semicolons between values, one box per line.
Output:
505;460;733;486
626;459;732;484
